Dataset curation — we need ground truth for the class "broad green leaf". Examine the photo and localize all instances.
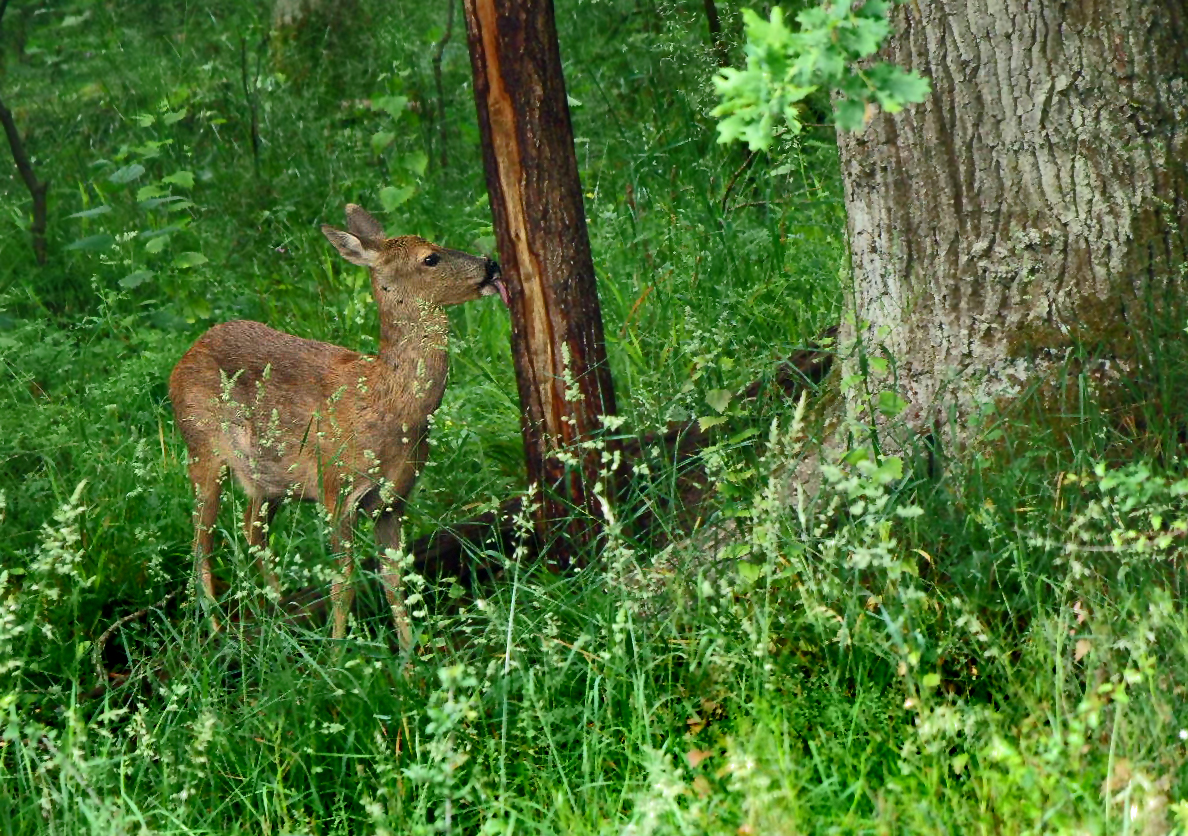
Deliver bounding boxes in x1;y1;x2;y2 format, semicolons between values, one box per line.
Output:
371;131;396;155
876;390;908;417
173;251;209;269
698;414;729;431
373;95;409;120
379;185;415;212
137;185;168;201
400;151;429;177
162;170;195;188
738;562;763;583
66;234;115;251
834;97;869;131
161;109;188;125
67;205;112;219
108;163;146;184
140;195;189;210
119;270;154;289
145;235;170;253
134;113;156;127
706;388;733;414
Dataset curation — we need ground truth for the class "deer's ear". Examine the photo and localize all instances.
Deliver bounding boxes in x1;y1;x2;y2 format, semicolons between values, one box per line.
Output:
345;204;385;241
321;225;377;267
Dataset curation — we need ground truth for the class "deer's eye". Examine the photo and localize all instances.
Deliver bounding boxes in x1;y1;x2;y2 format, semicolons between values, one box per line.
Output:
422;253;441;267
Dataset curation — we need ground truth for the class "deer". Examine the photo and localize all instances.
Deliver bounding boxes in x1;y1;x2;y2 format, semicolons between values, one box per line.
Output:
169;204;507;647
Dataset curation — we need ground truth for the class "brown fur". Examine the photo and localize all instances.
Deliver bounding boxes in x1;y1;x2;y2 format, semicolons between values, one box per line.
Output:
169;204;502;644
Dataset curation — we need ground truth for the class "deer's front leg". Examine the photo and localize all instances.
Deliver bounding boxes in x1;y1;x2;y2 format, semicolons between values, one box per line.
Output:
375;508;413;651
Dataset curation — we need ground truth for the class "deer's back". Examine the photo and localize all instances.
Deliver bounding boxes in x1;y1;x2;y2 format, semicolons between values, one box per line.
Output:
170;320;409;501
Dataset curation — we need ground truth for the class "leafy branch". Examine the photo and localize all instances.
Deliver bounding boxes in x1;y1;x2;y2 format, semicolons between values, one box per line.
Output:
712;0;931;149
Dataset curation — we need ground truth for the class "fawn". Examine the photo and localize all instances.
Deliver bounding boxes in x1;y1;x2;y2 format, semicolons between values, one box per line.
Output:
169;204;506;645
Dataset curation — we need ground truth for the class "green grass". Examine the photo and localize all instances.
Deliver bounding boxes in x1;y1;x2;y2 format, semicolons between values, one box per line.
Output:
3;0;1188;833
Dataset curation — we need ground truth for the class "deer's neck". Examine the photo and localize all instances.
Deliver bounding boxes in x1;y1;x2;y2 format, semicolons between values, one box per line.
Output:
377;305;451;409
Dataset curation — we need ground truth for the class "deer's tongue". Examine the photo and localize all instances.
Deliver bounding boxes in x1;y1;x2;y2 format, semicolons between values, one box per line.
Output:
494;277;510;307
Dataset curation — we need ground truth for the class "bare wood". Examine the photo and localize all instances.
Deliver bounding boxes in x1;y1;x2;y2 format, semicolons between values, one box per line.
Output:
0;92;49;265
463;0;617;568
169;204;505;645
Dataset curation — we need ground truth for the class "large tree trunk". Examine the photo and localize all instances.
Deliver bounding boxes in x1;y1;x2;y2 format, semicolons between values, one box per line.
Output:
463;0;617;566
837;1;1188;442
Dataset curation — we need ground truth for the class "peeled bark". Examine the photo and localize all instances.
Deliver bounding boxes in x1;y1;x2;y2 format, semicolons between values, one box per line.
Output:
463;0;617;566
838;1;1188;440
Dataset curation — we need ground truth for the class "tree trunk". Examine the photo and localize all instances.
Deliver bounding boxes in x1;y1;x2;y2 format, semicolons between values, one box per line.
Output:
837;1;1188;443
463;0;617;566
0;92;49;266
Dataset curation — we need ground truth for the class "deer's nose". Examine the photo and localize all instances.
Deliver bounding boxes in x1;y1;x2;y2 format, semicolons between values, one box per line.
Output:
485;258;501;281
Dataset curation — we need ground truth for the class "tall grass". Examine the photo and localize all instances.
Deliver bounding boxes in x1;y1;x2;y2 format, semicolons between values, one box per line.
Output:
2;0;1187;833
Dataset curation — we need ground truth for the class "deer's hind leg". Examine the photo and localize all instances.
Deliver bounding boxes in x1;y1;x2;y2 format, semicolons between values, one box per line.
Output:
187;452;225;630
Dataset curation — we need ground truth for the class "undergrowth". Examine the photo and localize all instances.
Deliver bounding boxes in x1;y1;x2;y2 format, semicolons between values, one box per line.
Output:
2;1;1187;833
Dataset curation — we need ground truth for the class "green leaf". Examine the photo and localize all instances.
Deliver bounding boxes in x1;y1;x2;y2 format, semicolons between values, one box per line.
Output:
108;163;146;184
737;562;763;584
66;234;115;251
400;151;429;177
119;270;154;289
373;95;409;120
370;131;396;155
706;388;733;414
134;113;156;127
922;672;941;689
876;390;908;418
833;97;868;131
139;195;189;210
173;252;209;269
698;415;729;431
161;109;188;126
874;456;904;485
162;170;195;188
67;205;112;219
379;185;415;212
869;63;932;112
137;184;168;201
145;235;170;253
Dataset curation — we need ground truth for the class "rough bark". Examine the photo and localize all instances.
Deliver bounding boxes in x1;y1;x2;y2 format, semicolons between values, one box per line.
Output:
463;0;617;567
837;1;1188;441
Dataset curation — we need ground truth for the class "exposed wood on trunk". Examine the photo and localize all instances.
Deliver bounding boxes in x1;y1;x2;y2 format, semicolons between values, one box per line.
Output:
462;0;618;568
838;1;1188;443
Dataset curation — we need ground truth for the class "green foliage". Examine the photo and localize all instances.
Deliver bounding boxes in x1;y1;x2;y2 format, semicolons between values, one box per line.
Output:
2;0;1187;833
713;1;931;148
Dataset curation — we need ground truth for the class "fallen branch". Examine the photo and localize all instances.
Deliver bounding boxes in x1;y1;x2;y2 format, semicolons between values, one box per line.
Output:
410;329;837;580
92;588;182;684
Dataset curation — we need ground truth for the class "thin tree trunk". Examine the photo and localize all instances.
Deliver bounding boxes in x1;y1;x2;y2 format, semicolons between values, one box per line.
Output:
432;0;456;170
462;0;617;567
703;0;728;67
0;92;49;265
837;1;1188;444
